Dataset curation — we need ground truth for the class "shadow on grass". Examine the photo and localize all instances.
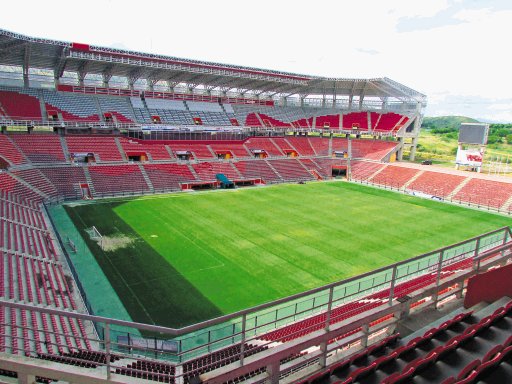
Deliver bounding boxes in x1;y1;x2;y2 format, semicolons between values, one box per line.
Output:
64;202;223;332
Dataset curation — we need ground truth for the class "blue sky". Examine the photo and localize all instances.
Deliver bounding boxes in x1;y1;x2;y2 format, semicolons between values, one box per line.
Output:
1;0;511;121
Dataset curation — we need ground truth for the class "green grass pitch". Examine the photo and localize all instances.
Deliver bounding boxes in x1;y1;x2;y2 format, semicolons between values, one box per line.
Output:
64;181;512;328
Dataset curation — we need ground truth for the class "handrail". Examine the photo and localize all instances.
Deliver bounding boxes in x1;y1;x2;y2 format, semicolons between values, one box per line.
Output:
0;226;509;338
0;119;398;136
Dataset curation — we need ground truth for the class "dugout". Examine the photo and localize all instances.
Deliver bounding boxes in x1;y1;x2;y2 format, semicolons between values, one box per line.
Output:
216;173;235;189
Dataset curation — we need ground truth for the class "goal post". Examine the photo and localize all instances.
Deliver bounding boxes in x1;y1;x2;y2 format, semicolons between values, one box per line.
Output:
86;226;103;248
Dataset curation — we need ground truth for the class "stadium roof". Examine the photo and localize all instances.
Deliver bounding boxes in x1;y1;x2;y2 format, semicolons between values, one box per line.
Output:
0;29;426;103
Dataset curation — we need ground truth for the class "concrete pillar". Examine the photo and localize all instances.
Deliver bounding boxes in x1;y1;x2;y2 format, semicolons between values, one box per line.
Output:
319;342;328;367
266;361;280;384
23;72;30;88
361;324;370;348
19;373;36;384
397;137;405;161
409;136;418;161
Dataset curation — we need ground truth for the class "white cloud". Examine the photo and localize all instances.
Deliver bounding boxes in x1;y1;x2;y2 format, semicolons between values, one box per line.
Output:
0;0;511;121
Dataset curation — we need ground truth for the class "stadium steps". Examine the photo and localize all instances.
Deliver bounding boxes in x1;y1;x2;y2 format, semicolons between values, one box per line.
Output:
500;194;512;211
186;164;200;181
137;163;154;193
242;143;253;158
37;90;48;123
6;137;30;164
82;167;96;197
206;145;217;158
283;137;300;155
403;170;425;189
327;136;333;156
253;112;265;127
114;138;128;161
372;113;382;131
1;216;48;234
0;100;7;117
59;136;70;161
296;157;315;176
447;177;472;199
268;138;285;156
141;95;150;112
264;160;284;181
127;97;139;122
307;138;319;156
92;97;105;123
164;145;174;159
366;162;387;181
229;162;244;179
6;172;48;200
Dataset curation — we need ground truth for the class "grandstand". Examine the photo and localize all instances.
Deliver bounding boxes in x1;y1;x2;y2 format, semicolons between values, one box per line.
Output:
0;27;512;384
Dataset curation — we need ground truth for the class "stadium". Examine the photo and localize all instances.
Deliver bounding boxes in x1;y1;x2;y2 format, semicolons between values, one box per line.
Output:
0;26;512;384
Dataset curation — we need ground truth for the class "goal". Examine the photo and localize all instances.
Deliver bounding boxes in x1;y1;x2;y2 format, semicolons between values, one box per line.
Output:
86;226;103;248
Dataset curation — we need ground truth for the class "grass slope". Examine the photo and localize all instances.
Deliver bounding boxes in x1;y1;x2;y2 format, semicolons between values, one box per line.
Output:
421;116;480;130
65;182;511;327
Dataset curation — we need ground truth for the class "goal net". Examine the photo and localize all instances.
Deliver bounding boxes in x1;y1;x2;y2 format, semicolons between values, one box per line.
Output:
86;226;103;247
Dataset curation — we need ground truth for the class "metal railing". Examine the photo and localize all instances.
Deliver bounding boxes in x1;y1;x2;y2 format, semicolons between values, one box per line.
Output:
0;225;510;382
42;223;512;357
0;118;400;136
351;177;512;215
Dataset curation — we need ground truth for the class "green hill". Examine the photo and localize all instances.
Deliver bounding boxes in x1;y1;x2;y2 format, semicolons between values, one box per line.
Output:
421;116;480;130
411;116;512;167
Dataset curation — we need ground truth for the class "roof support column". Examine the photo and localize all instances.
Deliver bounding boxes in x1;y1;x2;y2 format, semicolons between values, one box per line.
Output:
299;94;307;108
102;67;113;88
76;62;89;88
332;81;337;109
359;80;368;110
102;73;112;88
78;73;86;87
167;81;179;93
147;79;158;92
22;45;30;88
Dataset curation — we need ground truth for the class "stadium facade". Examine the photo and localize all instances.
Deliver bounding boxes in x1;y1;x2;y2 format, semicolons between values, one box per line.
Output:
0;29;512;384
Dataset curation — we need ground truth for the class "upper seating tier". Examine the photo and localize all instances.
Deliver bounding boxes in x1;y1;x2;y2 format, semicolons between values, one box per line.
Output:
66;136;123;162
0;90;42;120
10;135;66;163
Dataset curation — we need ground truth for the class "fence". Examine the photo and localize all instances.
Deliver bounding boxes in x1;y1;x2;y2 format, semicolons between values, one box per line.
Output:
350;176;512;215
0;226;510;383
20;213;512;364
